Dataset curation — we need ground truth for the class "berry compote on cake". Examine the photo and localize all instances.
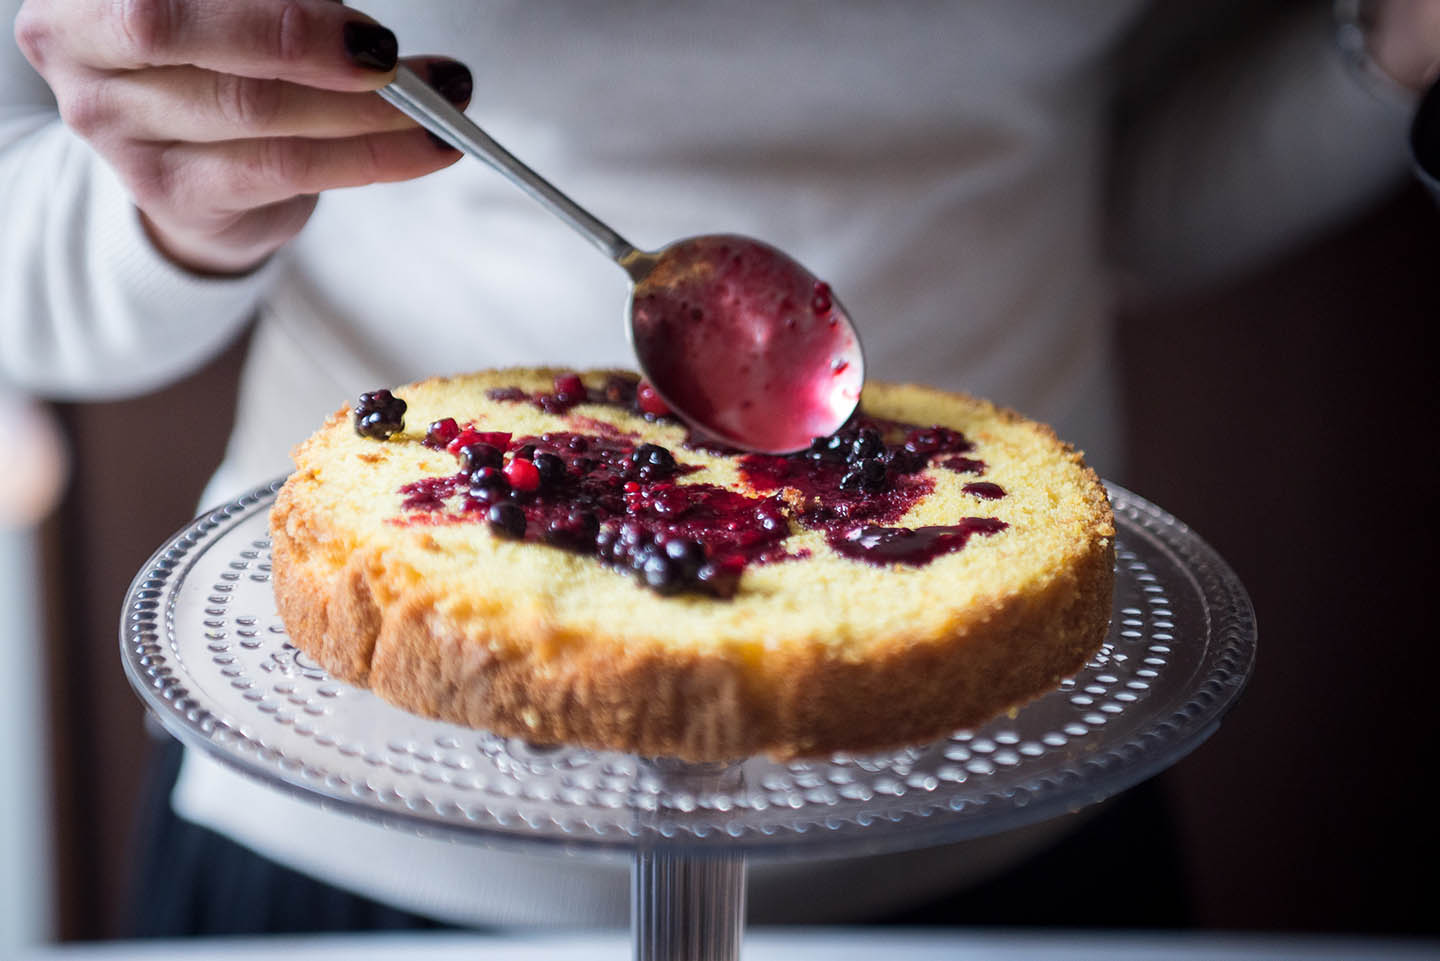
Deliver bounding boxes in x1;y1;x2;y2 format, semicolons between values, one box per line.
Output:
269;369;1114;761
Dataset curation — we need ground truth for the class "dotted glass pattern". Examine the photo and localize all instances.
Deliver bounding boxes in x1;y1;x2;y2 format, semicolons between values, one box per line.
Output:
120;480;1254;860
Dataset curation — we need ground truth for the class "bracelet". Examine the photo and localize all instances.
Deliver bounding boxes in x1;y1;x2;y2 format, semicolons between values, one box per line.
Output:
1334;0;1419;107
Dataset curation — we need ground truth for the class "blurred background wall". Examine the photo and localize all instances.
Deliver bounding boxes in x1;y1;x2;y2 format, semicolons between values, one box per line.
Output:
0;402;62;954
21;183;1438;941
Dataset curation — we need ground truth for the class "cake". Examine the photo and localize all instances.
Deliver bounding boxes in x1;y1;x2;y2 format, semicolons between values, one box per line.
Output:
269;368;1114;761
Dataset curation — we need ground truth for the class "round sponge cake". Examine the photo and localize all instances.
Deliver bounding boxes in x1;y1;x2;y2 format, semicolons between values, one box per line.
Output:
269;368;1114;761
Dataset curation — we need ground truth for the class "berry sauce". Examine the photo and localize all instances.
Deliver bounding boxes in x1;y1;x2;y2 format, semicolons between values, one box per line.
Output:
834;519;1009;565
941;456;987;475
485;372;670;421
397;420;787;597
388;375;1010;594
738;418;1006;564
963;481;1006;500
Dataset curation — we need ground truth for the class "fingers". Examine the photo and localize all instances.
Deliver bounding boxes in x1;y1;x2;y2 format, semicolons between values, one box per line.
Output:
20;0;401;91
124;126;462;220
89;57;470;144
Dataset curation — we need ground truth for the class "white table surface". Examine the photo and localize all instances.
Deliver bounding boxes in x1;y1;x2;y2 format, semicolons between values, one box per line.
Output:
21;929;1440;961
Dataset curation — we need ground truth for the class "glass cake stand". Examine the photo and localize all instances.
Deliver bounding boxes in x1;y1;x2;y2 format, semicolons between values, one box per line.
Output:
120;480;1255;961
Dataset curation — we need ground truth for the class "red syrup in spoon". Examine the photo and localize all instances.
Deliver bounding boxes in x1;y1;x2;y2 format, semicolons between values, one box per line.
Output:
628;236;864;454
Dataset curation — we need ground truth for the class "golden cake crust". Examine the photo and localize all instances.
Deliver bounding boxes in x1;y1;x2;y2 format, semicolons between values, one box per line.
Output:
270;368;1114;761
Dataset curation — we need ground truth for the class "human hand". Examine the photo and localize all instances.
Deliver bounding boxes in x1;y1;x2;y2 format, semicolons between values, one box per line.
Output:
13;0;471;275
1368;0;1440;93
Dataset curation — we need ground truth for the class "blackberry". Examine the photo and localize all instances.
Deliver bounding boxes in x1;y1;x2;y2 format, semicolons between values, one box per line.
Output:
595;526;622;562
839;457;887;492
848;428;882;462
630;540;662;572
354;389;406;439
662;537;706;577
641;553;684;594
695;561;741;599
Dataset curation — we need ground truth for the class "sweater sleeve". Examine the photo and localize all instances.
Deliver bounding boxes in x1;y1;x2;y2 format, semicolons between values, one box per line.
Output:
1107;1;1414;300
0;4;276;400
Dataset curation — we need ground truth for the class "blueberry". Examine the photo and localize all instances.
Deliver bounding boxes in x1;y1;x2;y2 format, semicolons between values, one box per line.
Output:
458;442;503;473
469;466;509;500
532;452;566;484
486;502;526;538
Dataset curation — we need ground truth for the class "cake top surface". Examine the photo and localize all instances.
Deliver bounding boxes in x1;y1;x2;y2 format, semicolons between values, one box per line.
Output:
278;368;1112;659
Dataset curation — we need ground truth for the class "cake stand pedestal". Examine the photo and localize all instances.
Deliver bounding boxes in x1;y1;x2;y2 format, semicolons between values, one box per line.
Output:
121;481;1254;961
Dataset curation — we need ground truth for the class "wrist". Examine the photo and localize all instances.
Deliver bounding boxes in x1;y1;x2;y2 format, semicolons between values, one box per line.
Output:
138;209;283;278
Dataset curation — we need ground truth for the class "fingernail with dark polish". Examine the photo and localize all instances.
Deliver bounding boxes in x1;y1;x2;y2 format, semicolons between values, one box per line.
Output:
343;22;398;72
427;61;473;105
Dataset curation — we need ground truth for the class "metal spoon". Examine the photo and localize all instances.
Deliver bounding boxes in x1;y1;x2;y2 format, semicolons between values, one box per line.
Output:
378;66;864;454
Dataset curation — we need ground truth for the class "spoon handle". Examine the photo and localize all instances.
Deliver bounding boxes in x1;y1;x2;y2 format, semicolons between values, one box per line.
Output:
378;65;638;266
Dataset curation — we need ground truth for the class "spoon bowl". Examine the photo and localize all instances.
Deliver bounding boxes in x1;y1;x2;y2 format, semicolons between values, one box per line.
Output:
625;235;863;453
380;66;864;452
